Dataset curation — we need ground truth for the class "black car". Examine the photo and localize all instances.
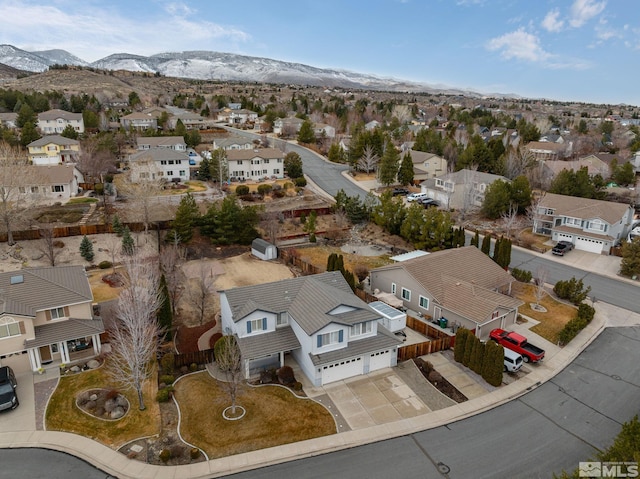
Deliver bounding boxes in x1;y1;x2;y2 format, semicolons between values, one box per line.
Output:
391;187;410;196
0;366;18;412
419;197;440;208
552;240;574;256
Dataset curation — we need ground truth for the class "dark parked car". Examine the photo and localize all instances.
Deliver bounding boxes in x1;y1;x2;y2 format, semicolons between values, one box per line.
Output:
0;366;18;412
391;187;410;196
419;197;440;208
552;240;574;256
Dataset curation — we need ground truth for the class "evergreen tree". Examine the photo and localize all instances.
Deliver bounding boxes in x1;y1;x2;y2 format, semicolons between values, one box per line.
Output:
197;155;211;181
79;235;94;262
157;274;173;341
297;119;315;144
19;121;40;147
377;143;400;187
492;236;503;265
471;230;480;248
121;227;135;255
470;337;485;374
284;152;303;179
327;143;345;163
326;253;338;271
303;210;317;242
454;328;469;363
462;332;475;367
397;151;414;186
61;124;79;140
171;192;199;243
481;179;512;219
620;238;640;278
481;233;492;256
482;340;504;387
174;119;187;137
112;215;124;236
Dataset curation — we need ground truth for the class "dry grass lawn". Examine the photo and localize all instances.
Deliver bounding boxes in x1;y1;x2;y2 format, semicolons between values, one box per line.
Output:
87;267;123;303
175;372;336;458
46;364;160;449
511;282;577;343
296;245;394;273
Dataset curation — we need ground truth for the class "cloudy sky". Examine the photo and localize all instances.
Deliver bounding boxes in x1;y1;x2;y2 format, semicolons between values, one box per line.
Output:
2;0;638;105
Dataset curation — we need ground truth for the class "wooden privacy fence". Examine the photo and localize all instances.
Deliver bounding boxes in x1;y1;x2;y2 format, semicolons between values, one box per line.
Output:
397;337;452;361
174;348;215;368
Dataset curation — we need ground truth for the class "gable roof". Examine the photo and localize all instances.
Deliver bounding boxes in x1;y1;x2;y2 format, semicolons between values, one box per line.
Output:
372;246;515;306
0;266;93;317
407;150;442;165
37;109;82;121
28;135;79;148
213;136;254;148
223;271;380;335
136;136;186;148
421;169;507;188
29;164;77;184
543;158;608;177
129;149;190;162
226;148;285;161
538;193;631;224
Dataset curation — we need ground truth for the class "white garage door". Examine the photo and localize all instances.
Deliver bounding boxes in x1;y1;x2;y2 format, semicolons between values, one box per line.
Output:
321;357;363;385
557;233;573;241
575;237;603;254
0;351;31;374
369;350;392;372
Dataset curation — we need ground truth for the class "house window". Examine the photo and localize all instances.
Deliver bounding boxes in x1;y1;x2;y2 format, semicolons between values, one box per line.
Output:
263;159;269;164
161;160;167;165
277;159;283;163
168;160;174;165
588;220;605;232
401;288;411;301
140;172;149;179
31;186;39;193
247;317;267;333
391;283;396;294
565;217;582;227
18;187;25;194
51;185;64;193
351;322;372;336
167;171;174;176
273;169;280;175
179;170;186;177
50;307;65;319
0;317;20;339
237;160;243;165
317;330;343;347
419;296;429;310
276;313;288;326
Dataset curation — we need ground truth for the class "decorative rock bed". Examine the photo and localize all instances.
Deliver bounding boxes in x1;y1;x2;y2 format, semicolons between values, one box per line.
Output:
76;388;130;420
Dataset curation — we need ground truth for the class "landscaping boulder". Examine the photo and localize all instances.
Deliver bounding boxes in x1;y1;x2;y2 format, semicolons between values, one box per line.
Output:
89;393;98;401
87;359;100;369
70;365;81;373
110;406;125;419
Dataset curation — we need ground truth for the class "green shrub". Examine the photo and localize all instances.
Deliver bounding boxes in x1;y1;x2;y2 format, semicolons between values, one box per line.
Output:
257;184;273;196
235;185;250;195
469;338;485;374
462;332;475;367
511;268;532;283
159;448;171;463
577;303;595;322
553;277;592;305
293;381;303;391
159;374;175;386
156;388;172;403
283;182;294;190
190;448;200;460
482;341;504;387
454;328;469;364
558;316;589;345
98;261;112;269
294;177;307;187
189;363;198;372
161;352;175;372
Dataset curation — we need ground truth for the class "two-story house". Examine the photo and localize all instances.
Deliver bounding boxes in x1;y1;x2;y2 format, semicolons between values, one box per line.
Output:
136;136;187;152
37;109;84;135
421;169;509;210
406;150;448;183
228;109;258;126
212;136;255;151
532;193;634;254
370;247;522;339
27;135;81;165
0;266;104;374
168;112;206;130
128;149;190;183
226;148;285;181
273;117;304;137
121;112;158;131
220;271;401;386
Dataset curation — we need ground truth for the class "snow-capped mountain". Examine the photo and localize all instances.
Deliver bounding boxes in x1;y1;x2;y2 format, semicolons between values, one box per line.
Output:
0;44;490;96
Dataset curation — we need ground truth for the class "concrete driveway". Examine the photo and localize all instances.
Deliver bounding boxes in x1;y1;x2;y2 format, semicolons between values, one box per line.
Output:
0;371;35;431
321;369;430;430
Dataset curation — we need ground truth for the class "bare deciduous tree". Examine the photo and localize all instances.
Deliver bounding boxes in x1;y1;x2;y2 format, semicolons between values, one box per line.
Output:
525;192;547;231
108;254;162;410
119;157;165;234
357;145;379;174
0;143;43;245
102;234;122;274
160;233;186;317
187;260;216;325
534;266;548;309
37;223;62;267
77;137;117;184
260;211;283;246
504;146;536;180
214;334;244;416
501;203;522;239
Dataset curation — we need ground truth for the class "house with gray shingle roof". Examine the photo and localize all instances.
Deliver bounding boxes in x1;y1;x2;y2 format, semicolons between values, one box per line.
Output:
37;109;84;135
128;148;190;183
370;247;523;339
220;271;401;386
532;193;634;254
27;135;81;165
0;266;104;373
420;169;508;210
226;148;285;180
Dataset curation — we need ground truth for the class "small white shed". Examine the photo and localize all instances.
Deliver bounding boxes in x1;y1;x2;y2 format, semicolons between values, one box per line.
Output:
251;238;277;261
369;301;407;333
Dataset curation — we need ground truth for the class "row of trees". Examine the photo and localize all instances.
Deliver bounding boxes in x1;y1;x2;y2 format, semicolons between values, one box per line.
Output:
453;329;504;387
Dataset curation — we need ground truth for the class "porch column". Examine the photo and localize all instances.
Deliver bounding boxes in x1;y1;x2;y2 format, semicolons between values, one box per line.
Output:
28;348;42;371
91;334;102;355
279;351;284;368
244;359;250;379
59;341;71;364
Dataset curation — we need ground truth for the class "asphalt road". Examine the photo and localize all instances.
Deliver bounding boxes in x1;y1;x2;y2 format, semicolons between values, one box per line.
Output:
0;448;112;479
226;326;640;479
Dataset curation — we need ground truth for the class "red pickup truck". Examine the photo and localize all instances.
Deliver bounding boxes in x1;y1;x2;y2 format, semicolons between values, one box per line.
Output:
489;329;545;363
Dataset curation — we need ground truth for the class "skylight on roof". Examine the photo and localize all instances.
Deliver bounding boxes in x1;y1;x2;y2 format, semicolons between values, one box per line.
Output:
10;275;23;285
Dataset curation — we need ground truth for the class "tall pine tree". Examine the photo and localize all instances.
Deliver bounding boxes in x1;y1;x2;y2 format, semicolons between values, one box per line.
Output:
79;235;94;262
397;151;414;186
157;274;173;341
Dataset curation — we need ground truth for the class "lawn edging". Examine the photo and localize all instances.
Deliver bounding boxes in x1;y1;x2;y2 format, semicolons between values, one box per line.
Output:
173;370;209;461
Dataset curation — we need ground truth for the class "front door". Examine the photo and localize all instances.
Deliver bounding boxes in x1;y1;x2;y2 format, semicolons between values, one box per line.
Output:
39;345;52;364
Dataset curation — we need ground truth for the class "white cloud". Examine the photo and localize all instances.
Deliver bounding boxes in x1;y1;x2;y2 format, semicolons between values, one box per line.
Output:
542;9;564;32
486;28;550;62
569;0;606;28
0;1;251;62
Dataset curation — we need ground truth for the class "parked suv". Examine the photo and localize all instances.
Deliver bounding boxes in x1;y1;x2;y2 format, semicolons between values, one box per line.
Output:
406;192;428;202
552;240;574;256
391;187;410;196
503;349;523;373
0;366;18;412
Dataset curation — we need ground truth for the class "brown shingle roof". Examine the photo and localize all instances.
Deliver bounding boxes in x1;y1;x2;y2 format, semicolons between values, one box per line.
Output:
24;318;104;348
539;193;631;225
226;148;285;161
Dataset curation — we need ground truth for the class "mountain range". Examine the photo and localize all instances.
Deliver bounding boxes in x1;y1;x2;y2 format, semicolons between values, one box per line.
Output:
0;44;507;98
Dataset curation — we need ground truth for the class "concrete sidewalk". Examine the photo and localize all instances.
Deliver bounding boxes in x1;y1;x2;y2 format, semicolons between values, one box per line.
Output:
1;298;632;478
